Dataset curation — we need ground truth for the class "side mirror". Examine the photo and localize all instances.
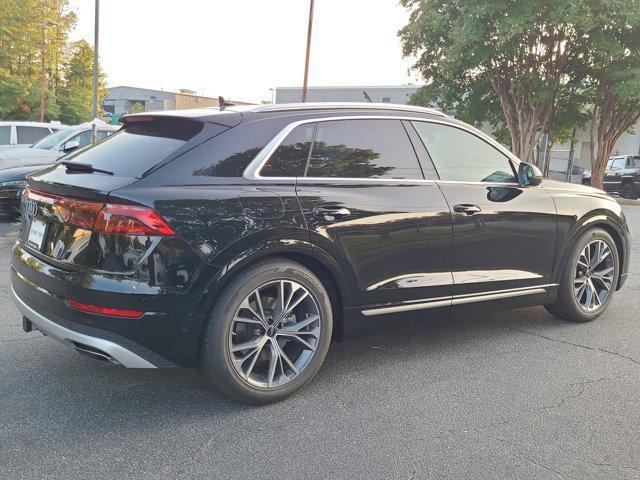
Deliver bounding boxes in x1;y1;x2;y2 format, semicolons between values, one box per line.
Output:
62;140;80;152
517;162;543;187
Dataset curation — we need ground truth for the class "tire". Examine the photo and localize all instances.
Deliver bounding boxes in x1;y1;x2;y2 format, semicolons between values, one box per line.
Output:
201;258;333;404
621;182;636;199
545;228;619;322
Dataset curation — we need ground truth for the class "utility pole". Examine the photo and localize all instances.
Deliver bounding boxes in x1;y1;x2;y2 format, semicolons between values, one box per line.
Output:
565;128;577;183
301;0;314;102
40;24;46;122
92;0;100;142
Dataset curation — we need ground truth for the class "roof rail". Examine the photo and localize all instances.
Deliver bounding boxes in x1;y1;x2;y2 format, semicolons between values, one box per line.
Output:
251;102;446;117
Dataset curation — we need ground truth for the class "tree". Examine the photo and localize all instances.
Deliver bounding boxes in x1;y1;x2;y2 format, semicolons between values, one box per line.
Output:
0;0;76;120
580;1;640;190
58;39;105;124
399;0;587;163
127;102;145;114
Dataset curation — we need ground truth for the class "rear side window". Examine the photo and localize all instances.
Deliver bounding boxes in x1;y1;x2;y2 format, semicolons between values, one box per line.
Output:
306;119;423;179
0;126;10;145
412;121;516;183
17;126;50;144
66;119;203;178
261;124;314;177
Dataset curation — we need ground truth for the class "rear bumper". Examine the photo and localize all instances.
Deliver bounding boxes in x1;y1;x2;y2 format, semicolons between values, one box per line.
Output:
11;242;211;367
12;286;157;368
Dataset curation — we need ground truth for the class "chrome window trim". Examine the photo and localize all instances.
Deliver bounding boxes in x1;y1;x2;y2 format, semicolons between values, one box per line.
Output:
361;284;556;316
242;115;522;185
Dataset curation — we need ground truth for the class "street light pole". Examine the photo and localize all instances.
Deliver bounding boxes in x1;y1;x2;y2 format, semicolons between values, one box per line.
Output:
92;0;100;143
301;0;314;103
92;0;99;120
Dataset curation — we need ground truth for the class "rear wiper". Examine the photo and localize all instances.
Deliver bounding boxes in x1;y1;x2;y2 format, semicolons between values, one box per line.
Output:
61;161;113;175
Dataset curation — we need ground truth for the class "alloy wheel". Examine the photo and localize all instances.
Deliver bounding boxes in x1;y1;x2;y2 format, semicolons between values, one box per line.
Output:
228;280;321;389
574;239;615;312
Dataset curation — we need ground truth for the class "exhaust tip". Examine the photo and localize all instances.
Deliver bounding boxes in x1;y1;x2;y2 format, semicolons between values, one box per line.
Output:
72;342;120;365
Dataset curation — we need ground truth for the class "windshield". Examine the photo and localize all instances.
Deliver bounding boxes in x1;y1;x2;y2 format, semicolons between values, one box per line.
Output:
63;118;204;177
31;128;73;150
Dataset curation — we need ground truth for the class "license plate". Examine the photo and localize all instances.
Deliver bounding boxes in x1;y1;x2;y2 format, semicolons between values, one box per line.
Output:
27;218;47;251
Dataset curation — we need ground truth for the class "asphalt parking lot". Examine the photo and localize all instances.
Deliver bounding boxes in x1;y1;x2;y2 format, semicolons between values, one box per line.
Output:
1;206;639;480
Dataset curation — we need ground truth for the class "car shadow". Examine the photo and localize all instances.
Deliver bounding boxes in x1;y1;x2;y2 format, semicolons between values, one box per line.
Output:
7;303;573;432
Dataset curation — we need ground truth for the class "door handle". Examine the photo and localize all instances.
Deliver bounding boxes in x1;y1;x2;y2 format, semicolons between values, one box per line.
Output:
453;204;481;215
312;206;351;221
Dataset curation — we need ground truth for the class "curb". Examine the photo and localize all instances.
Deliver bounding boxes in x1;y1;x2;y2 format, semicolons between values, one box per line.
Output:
616;197;640;206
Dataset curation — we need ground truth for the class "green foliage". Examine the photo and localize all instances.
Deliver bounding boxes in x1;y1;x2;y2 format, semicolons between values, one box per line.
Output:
0;0;106;122
362;91;373;102
127;102;146;114
57;40;105;124
399;0;589;162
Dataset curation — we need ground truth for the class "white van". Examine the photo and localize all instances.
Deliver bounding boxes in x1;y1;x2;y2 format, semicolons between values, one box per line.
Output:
0;121;65;150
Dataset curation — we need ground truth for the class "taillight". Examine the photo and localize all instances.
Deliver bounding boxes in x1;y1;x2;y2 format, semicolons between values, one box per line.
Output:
24;188;175;236
25;188;103;229
94;204;175;235
66;299;145;318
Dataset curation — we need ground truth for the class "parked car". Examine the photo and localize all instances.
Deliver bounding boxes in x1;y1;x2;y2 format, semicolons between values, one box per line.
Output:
582;154;640;198
11;103;630;404
0;120;119;169
0;123;118;213
0;152;75;214
0;121;65;151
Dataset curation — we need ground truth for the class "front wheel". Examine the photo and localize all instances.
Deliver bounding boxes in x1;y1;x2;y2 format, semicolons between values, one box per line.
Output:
545;228;619;322
621;183;636;199
201;258;333;404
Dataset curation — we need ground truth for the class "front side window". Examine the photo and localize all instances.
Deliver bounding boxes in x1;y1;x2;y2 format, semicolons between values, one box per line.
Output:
412;121;516;183
68;130;94;148
17;126;50;144
261;124;314;177
306;119;423;179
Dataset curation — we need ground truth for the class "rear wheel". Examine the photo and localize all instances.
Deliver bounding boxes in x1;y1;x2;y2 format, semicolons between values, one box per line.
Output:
545;228;619;322
201;258;333;404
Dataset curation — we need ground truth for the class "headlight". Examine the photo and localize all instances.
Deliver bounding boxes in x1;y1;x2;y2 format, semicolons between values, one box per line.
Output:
1;180;27;188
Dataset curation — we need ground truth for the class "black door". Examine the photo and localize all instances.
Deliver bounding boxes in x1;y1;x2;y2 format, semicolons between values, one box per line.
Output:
411;120;557;310
603;157;626;192
293;119;454;314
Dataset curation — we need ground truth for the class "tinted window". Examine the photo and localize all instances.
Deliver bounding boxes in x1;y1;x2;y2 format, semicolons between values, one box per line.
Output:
0;126;10;145
412;121;515;183
261;124;314;177
17;126;50;144
65;119;203;178
306;119;422;179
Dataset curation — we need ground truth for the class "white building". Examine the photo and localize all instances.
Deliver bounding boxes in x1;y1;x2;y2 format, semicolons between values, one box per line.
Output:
275;85;422;105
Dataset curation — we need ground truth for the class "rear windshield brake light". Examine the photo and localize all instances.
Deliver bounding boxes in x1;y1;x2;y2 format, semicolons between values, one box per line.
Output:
24;188;175;236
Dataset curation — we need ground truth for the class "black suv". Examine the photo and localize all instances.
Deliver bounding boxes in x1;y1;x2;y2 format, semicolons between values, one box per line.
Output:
11;103;630;404
582;154;640;198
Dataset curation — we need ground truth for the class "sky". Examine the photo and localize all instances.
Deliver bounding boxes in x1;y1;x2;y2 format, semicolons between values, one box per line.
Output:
68;0;421;103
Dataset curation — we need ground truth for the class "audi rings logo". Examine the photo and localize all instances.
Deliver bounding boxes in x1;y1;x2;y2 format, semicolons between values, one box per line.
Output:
23;198;37;216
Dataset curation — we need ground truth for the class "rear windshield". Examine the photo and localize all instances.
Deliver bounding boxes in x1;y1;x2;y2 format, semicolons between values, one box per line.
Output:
64;119;203;178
